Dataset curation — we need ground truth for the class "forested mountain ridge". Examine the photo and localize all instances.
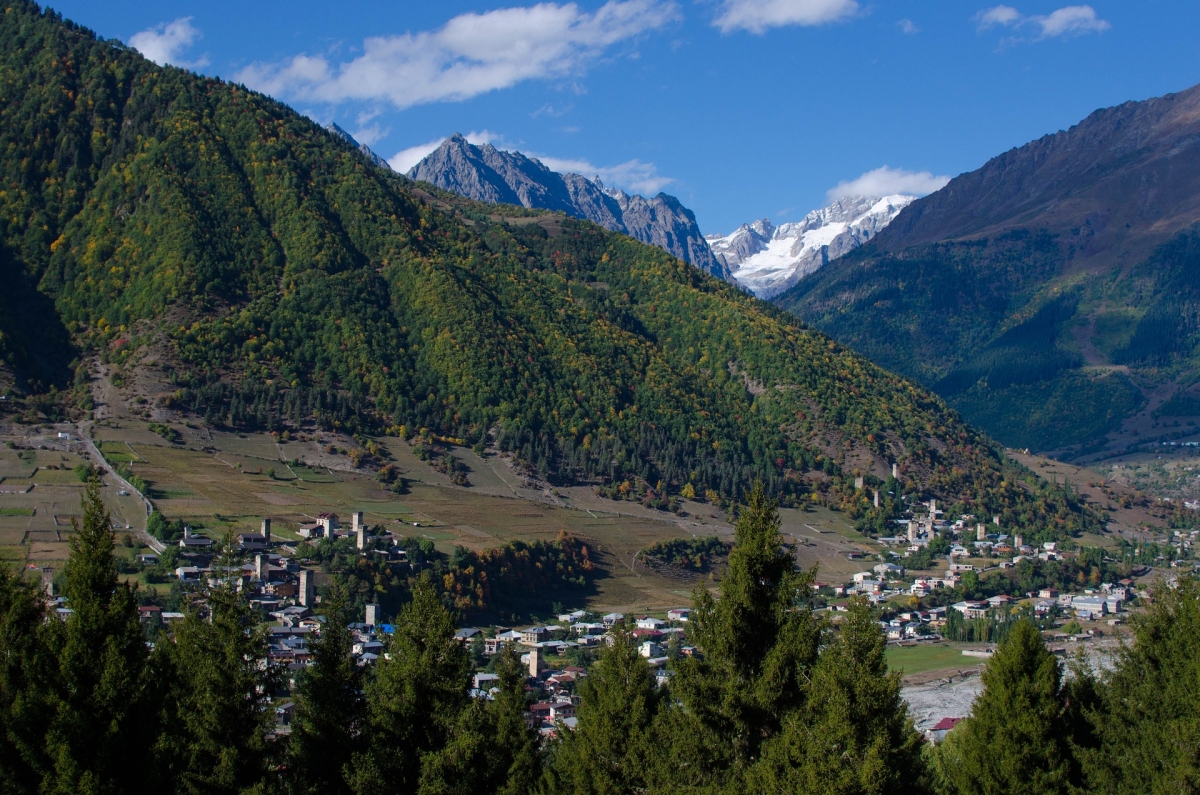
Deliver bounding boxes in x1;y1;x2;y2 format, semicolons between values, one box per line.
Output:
779;83;1200;455
0;2;1092;526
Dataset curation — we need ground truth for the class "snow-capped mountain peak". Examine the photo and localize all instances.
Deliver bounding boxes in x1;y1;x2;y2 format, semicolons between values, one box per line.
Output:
709;195;915;298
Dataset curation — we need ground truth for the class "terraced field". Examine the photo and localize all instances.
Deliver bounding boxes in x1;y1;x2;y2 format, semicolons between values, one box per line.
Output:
0;443;148;574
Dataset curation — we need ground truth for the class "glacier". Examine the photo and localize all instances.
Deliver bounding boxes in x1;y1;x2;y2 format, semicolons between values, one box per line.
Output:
707;195;915;298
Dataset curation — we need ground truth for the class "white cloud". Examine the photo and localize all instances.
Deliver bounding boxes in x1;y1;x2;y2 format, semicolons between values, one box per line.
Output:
463;130;510;147
351;123;389;146
713;0;858;34
827;166;950;201
389;139;445;173
538;155;673;194
237;0;679;110
975;5;1109;39
976;5;1021;29
896;18;919;34
1034;6;1110;37
129;17;208;68
531;103;574;118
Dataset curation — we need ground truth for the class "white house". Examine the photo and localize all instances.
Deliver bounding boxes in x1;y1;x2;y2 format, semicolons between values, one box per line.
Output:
1072;596;1108;617
951;601;989;619
874;562;905;578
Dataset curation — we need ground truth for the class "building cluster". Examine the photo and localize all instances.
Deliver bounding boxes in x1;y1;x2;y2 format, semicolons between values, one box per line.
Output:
1029;582;1132;622
454;609;694;737
147;513;410;682
1166;529;1198;562
876;500;1074;563
859;578;1137;642
169;511;407;590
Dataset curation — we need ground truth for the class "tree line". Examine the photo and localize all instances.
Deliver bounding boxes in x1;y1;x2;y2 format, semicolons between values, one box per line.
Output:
1;481;1197;793
293;531;596;623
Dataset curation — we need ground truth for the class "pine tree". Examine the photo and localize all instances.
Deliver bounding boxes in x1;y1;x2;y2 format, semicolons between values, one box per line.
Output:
645;482;823;789
485;645;541;795
418;646;540;795
41;478;157;795
543;631;658;794
349;581;470;795
936;619;1074;795
0;566;53;794
154;557;276;794
748;598;925;794
289;584;364;795
1080;576;1200;793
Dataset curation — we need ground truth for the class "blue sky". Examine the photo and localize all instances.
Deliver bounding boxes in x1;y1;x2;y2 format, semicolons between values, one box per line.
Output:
51;1;1200;234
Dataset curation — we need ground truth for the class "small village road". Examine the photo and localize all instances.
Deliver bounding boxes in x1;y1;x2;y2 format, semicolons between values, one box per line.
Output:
76;422;165;554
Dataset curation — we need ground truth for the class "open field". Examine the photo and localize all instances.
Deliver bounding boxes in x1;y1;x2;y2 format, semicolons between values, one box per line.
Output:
2;415;901;611
886;643;987;679
0;440;151;570
782;505;883;581
14;421;737;611
1009;450;1168;537
9;415;1173;611
20;416;887;610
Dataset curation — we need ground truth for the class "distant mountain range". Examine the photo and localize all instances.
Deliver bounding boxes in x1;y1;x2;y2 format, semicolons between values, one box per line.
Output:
407;135;727;279
779;82;1200;457
707;196;914;298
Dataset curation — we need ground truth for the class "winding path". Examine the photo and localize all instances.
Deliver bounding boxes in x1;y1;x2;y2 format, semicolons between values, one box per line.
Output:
76;422;165;554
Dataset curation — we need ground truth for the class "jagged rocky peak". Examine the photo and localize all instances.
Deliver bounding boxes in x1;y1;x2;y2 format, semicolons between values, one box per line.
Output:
710;195;914;298
748;218;774;237
408;135;728;280
706;219;774;264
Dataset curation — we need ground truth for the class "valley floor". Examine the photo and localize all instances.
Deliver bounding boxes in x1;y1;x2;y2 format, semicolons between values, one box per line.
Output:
0;413;885;614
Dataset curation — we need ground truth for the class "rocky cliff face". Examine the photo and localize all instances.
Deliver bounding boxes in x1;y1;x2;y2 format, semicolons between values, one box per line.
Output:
409;135;727;279
708;196;913;297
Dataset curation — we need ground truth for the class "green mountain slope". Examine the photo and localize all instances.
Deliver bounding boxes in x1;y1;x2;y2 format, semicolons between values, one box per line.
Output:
779;233;1147;452
780;84;1200;456
0;2;1092;527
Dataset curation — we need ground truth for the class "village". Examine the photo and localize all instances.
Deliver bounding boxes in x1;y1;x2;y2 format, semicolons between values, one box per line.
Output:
830;497;1147;633
35;487;1179;746
8;394;1191;746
